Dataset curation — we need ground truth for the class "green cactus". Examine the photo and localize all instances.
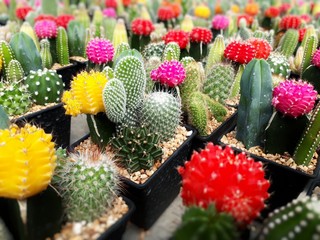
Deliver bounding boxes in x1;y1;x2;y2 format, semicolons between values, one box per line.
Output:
267;52;291;79
19;22;40;52
180;56;196;68
102;17;117;41
24;69;64;105
41;0;58;16
9;32;42;74
205;35;225;74
162;42;180;61
141;91;182;141
258;197;320;240
236;59;273;149
40;39;53;69
301;35;317;74
173;204;238;240
142;42;165;61
203;63;235;104
102;66;114;79
301;65;320;93
67;20;86;57
229;64;245;98
239;25;252;40
253;30;266;39
6;60;24;83
201;94;227;122
293;103;320;166
75;4;90;29
0;40;15;79
113;42;130;62
300;27;317;52
53;151;119;222
92;8;103;37
145;56;161;93
56;27;70;66
0;106;10;129
110;126;163;173
278;29;299;59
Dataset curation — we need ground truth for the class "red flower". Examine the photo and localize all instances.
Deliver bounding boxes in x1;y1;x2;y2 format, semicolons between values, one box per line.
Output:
163;30;189;49
248;38;272;60
264;6;280;18
131;18;154;36
189;27;212;44
16;6;33;20
157;6;175;21
224;41;256;64
56;14;75;29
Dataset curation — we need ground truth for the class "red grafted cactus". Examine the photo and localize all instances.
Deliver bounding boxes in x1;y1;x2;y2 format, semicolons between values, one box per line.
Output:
237;14;253;27
312;49;320;68
163;30;189;49
189;27;212;44
16;6;33;20
279;15;301;30
105;0;117;8
224;41;255;64
298;28;307;42
56;14;75;29
122;0;130;7
157;6;175;21
264;6;280;18
131;18;155;36
279;3;291;14
272;80;317;118
151;60;186;87
34;20;58;39
178;143;270;225
248;38;272;59
86;38;114;64
211;14;229;30
34;14;56;23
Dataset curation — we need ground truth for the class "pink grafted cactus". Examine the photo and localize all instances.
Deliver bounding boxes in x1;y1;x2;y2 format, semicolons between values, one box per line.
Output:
86;38;115;64
34;20;58;39
272;80;317;118
102;8;117;18
312;49;320;68
211;14;230;30
151;60;186;87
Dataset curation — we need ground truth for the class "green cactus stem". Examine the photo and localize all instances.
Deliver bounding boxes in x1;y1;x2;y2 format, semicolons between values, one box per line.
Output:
189;42;209;62
67;20;86;57
6;60;24;83
113;42;130;62
201;94;227;122
236;59;273;149
40;39;53;69
0;106;9;129
278;29;299;59
301;35;317;75
293;103;320;166
56;27;70;66
0;40;15;79
205;34;225;74
300;27;317;52
102;66;114;79
102;18;117;41
131;34;151;52
162;42;180;62
239;25;252;40
229;64;245;98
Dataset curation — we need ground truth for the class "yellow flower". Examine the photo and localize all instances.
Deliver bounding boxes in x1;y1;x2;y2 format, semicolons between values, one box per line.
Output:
194;4;211;19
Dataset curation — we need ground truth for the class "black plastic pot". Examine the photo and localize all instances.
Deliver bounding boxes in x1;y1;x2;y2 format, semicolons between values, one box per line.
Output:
12;103;71;148
216;112;320;220
56;60;87;90
306;179;320;197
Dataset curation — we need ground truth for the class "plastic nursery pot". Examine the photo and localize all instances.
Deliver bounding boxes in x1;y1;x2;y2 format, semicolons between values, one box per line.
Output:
12;103;71;148
305;179;320;197
56;60;87;90
216;112;320;221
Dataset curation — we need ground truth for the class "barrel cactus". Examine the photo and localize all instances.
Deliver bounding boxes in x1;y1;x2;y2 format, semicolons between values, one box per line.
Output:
267;52;291;80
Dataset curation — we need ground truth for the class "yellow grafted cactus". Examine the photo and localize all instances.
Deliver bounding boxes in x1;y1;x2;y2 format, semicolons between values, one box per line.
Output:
0;124;56;199
194;4;211;19
62;71;108;116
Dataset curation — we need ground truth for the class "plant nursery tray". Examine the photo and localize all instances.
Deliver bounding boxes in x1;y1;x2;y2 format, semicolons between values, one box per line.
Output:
56;60;87;90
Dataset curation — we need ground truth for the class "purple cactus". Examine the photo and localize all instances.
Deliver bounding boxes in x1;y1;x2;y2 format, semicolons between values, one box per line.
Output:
212;15;230;30
34;20;57;39
272;79;317;118
86;38;115;65
151;60;186;87
311;49;320;68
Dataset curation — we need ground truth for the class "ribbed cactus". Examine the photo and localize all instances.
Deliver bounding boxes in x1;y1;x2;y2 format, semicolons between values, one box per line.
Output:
56;27;69;66
236;59;273;149
24;69;64;105
205;34;225;74
40;39;53;69
278;29;299;59
110;126;163;173
162;42;181;62
301;35;317;74
6;59;24;83
141;91;181;141
258;197;320;240
0;40;15;79
67;20;86;57
0;124;56;199
267;52;291;79
53;151;119;222
143;42;165;61
203;63;235;104
293;103;320;166
112;19;128;53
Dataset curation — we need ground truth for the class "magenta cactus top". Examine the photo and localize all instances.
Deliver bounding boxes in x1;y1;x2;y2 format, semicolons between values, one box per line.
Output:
34;20;58;39
211;15;230;30
86;38;115;65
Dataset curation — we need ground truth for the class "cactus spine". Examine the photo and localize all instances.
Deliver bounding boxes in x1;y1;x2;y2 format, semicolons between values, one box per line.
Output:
301;35;317;74
56;27;70;66
6;60;24;83
40;39;53;69
236;59;273;149
278;29;299;59
293;103;320;166
205;35;225;74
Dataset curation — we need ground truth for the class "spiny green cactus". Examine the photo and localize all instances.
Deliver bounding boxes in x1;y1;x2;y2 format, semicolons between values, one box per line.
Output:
201;94;227;122
40;39;53;69
278;29;299;59
293;103;320;166
9;32;42;74
114;42;130;62
301;35;317;74
110;126;163;173
258;197;320;240
0;106;9;129
145;56;161;93
267;52;291;79
53;150;119;222
180;56;196;68
56;27;70;66
236;59;273;149
301;27;317;52
229;64;245;98
24;69;64;105
239;25;252;40
173;204;238;240
162;42;181;61
102;66;114;79
0;40;15;79
143;42;166;61
92;8;103;37
203;63;235;104
205;34;225;74
67;20;86;57
75;4;90;29
6;60;24;83
253;30;265;39
141;91;182;141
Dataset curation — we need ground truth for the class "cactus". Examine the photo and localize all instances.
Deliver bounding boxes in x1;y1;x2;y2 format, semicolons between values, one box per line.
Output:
41;0;58;16
203;63;235;104
201;93;227;122
102;65;114;79
293;103;320;166
205;34;225;74
178;143;270;225
267;52;291;79
40;39;53;69
180;14;194;33
0;106;9;129
180;56;196;68
0;40;15;79
112;19;128;53
113;42;130;62
56;27;69;66
236;59;273;149
279;15;301;30
300;27;317;52
289;46;304;75
24;69;64;105
224;40;255;64
229;64;245;98
102;17;116;41
55;14;74;29
34;20;58;39
239;25;252;40
110;126;163;173
150;23;167;42
0;124;56;199
141;91;181;141
248;38;272;60
173;204;238;240
53;150;119;222
211;14;229;31
163;30;189;50
162;42;181;61
86;37;115;67
157;6;175;28
19;22;40;51
301;35;317;74
143;42;165;61
258;197;320;240
6;60;24;83
130;18;154;51
278;29;299;59
189;27;213;61
67;20;86;57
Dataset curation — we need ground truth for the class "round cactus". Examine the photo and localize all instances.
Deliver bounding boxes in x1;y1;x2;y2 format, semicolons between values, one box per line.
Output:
224;40;256;64
194;4;211;19
248;38;272;60
150;60;186;87
163;30;189;49
16;6;33;20
272;80;317;118
131;18;154;36
267;52;291;79
24;69;64;105
143;42;166;60
86;37;115;65
53;150;119;222
211;14;230;30
141;91;181;141
34;20;58;39
55;14;75;29
0;124;56;199
311;49;320;68
178;143;270;225
157;6;175;21
189;27;213;44
264;6;280;18
102;8;117;18
279;15;302;30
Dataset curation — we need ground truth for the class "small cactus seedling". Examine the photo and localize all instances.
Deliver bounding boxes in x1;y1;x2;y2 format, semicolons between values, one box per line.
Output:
130;18;154;51
113;42;130;62
178;143;270;225
301;35;317;74
189;27;213;61
224;40;255;64
0;106;9;129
